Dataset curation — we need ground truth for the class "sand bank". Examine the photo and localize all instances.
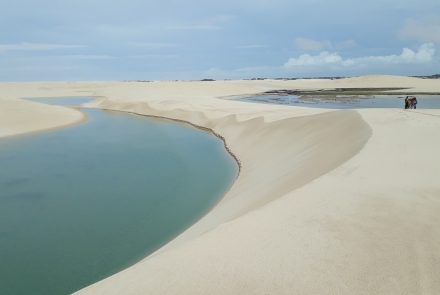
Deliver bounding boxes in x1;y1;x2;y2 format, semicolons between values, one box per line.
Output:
1;76;440;294
0;97;84;138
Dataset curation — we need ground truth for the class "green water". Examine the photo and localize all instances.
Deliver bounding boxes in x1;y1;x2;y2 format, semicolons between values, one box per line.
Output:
0;97;238;294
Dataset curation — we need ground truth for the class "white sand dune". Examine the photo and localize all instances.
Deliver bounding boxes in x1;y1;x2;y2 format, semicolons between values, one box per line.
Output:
0;75;439;294
0;89;84;138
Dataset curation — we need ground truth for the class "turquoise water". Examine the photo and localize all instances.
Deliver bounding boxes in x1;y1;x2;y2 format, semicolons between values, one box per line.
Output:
238;94;440;109
0;97;238;295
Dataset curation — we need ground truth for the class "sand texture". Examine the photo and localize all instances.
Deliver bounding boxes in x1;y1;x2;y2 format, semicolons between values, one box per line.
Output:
1;75;439;294
0;85;84;138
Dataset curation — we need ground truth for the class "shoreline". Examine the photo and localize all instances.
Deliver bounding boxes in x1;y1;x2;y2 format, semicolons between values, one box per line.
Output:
1;76;440;294
0;102;240;295
86;107;243;263
0;107;88;140
0;98;87;139
77;94;373;285
1;97;242;285
95;107;242;174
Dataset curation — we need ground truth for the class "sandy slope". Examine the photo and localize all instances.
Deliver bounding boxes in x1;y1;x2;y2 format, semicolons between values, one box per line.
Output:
0;76;439;294
0;96;84;138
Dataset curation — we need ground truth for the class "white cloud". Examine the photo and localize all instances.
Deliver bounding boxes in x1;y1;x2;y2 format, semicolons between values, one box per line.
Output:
285;43;436;68
0;42;85;53
399;18;440;43
285;51;342;66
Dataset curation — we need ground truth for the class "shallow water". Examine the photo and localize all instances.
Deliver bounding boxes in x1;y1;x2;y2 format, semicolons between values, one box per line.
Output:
0;97;237;295
238;94;440;109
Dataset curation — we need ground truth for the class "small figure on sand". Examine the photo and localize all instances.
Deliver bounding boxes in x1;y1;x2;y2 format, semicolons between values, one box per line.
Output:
405;96;417;109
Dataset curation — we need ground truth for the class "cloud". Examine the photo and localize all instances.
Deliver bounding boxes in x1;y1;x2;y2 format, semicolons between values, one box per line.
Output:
399;18;440;43
284;43;436;68
335;39;358;50
295;37;332;51
294;38;357;51
0;42;85;53
285;51;342;66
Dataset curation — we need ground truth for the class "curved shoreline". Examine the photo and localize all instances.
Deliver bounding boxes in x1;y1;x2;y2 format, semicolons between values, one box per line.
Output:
86;106;243;263
95;107;242;174
3;96;243;265
0;104;237;294
74;96;372;293
0;98;86;139
1;108;88;140
2;76;440;294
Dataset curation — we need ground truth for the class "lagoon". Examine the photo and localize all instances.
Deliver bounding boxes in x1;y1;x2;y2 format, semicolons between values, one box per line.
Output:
0;97;237;294
238;94;440;109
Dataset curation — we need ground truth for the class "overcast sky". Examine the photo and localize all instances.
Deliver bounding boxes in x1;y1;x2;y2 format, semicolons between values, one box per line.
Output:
0;0;439;80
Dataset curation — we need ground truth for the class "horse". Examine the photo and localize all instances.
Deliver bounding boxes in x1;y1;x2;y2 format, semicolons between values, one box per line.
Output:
405;96;417;109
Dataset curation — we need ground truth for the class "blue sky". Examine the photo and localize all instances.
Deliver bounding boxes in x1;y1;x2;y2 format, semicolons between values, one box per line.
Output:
0;0;439;80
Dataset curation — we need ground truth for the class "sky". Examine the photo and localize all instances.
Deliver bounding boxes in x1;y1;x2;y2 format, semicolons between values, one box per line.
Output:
0;0;439;81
